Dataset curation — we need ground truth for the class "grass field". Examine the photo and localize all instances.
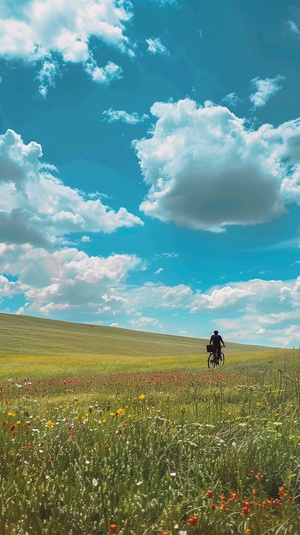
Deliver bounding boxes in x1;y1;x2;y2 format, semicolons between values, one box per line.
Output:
0;313;299;535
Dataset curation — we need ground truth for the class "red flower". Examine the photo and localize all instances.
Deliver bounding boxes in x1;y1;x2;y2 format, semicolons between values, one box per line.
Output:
187;515;198;525
253;490;259;497
279;486;286;497
207;489;213;498
241;506;250;516
162;532;168;535
109;524;117;533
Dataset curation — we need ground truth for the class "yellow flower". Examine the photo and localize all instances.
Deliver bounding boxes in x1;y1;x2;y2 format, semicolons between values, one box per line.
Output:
16;421;21;425
102;419;107;424
7;411;15;417
46;420;54;428
139;394;145;401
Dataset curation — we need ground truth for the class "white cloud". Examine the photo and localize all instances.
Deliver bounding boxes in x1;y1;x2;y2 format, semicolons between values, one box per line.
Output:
249;75;285;108
124;277;300;345
0;244;142;316
0;129;143;247
133;98;300;232
146;38;169;55
154;267;163;275
221;92;240;107
286;20;300;37
85;60;123;85
130;316;161;329
102;108;149;124
36;60;61;97
0;0;134;88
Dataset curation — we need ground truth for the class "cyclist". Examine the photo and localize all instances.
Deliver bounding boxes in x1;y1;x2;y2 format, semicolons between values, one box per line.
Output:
210;330;225;363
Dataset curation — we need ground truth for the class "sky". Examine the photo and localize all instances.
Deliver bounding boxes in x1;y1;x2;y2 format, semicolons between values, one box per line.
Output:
0;0;300;348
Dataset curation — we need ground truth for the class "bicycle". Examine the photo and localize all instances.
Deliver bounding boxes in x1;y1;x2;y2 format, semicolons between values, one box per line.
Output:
206;344;225;369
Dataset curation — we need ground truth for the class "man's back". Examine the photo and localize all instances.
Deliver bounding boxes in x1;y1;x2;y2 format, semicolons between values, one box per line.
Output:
210;333;224;347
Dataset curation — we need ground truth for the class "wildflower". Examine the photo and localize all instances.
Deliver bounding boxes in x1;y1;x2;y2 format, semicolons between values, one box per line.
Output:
46;421;54;428
256;472;262;479
92;478;98;487
9;424;16;432
229;491;238;501
162;532;168;535
187;515;197;525
219;493;226;501
220;503;228;511
109;524;117;533
279;486;286;497
139;394;145;401
241;506;250;516
211;503;216;510
207;489;213;498
253;490;259;497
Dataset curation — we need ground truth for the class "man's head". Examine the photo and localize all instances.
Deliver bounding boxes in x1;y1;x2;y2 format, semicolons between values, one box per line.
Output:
214;330;218;334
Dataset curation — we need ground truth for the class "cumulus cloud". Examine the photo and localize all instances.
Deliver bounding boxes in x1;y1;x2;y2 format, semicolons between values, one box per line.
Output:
0;129;143;247
146;38;169;55
249;75;285;108
123;277;300;344
0;244;142;317
0;0;134;88
134;98;300;232
102;108;149;124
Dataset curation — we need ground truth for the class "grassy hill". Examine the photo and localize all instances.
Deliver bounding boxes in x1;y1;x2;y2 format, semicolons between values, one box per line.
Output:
0;312;274;358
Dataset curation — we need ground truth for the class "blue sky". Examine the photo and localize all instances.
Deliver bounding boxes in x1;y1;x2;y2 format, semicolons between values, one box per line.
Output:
0;0;300;348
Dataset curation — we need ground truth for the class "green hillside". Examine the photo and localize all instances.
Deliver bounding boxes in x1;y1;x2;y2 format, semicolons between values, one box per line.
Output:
0;312;273;358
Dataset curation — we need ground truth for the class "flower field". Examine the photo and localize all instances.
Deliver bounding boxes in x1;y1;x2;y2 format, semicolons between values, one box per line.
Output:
1;355;300;534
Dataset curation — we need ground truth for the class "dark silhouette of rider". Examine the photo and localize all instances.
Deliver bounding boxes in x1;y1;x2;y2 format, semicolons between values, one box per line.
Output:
210;330;225;361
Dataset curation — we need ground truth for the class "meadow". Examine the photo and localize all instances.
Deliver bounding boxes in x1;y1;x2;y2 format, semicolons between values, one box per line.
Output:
0;313;299;534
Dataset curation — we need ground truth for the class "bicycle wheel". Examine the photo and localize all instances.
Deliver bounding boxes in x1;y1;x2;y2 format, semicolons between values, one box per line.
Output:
219;352;225;367
208;353;217;369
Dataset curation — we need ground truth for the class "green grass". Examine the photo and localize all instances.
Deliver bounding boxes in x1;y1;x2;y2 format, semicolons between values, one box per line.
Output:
1;313;299;535
0;313;290;379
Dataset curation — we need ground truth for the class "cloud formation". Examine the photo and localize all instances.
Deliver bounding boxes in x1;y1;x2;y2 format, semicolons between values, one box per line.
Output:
0;243;142;318
249;75;285;108
0;0;134;91
146;38;169;55
0;129;143;247
134;98;300;232
102;108;149;124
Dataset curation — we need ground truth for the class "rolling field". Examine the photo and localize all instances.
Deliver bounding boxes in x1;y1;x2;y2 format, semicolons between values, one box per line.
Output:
0;312;287;378
0;313;299;535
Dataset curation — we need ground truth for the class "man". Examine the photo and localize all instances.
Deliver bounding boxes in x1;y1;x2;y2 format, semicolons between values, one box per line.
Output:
210;330;225;362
